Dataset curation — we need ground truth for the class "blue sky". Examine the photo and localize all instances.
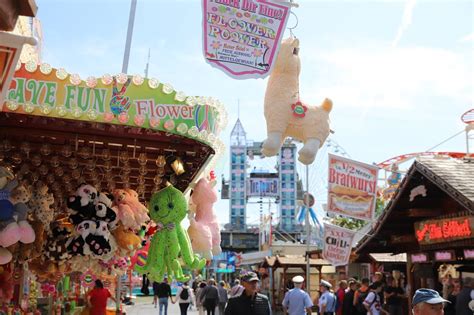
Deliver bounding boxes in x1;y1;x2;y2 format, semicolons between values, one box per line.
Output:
36;0;473;226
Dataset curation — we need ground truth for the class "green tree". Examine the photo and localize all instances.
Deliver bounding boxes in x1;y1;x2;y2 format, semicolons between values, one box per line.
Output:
331;197;386;231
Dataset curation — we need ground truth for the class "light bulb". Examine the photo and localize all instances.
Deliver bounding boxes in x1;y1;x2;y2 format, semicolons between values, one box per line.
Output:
61;145;73;158
79;147;92;159
12;152;22;165
69;157;79;170
104;160;113;172
101;148;111;161
119;151;129;163
139;165;147;175
171;157;185;176
54;167;64;177
50;155;60;168
71;169;81;180
122;163;131;174
85;159;96;171
39;165;49;176
155;155;166;168
153;175;162;185
31;154;42;167
3;140;12;152
137;153;147;166
20;142;31;155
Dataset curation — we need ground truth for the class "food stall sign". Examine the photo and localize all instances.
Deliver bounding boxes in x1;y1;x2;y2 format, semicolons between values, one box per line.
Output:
327;154;378;221
410;253;428;263
414;216;473;245
434;250;455;262
464;249;474;259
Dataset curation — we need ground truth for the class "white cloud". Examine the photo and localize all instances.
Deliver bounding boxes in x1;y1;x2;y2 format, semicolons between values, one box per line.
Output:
459;32;474;42
392;0;417;47
302;44;472;110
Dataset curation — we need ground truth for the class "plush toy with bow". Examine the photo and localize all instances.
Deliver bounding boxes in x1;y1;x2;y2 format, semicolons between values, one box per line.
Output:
187;177;221;260
261;37;333;165
135;185;205;282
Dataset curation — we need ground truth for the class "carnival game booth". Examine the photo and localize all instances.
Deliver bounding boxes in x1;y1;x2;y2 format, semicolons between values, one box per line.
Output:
0;62;226;314
356;157;474;310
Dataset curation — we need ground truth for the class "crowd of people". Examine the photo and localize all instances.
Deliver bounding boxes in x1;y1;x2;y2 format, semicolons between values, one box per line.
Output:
150;271;271;315
143;271;474;315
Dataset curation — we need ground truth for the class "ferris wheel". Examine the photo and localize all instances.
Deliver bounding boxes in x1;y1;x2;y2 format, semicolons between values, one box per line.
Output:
293;137;350;245
296;137;350;213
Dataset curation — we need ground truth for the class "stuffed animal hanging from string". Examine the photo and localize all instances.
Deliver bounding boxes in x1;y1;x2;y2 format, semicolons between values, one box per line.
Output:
261;37;333;165
187;174;221;260
135;185;205;282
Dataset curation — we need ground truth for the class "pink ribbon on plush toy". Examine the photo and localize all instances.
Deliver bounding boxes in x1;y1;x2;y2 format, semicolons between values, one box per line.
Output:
155;222;175;231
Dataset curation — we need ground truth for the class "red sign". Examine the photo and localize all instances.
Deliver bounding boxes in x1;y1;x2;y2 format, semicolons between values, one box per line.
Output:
414;216;474;245
411;253;428;263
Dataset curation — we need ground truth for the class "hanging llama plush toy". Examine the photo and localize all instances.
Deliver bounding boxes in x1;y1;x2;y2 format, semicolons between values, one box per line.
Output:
187;174;221;260
261;37;333;165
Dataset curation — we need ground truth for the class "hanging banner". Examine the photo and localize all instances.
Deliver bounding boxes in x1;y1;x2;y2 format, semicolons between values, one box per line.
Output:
327;154;379;221
202;0;291;79
322;223;356;267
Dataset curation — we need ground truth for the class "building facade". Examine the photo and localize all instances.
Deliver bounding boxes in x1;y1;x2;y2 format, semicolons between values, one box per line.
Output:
227;119;299;232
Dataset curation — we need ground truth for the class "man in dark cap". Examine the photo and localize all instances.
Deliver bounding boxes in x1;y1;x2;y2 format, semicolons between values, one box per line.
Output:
225;271;271;315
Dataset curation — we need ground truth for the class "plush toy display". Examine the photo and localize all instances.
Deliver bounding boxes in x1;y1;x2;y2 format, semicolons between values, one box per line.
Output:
66;183;118;262
66;220;117;261
0;267;14;304
29;185;54;232
135;185;206;282
0;168;35;264
27;224;73;280
187;177;221;260
261;37;332;165
111;224;142;255
9;219;45;264
67;184;117;226
112;189;149;231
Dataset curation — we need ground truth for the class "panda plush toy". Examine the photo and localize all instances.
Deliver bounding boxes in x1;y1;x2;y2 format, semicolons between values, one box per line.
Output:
66;184;118;261
67;184;117;227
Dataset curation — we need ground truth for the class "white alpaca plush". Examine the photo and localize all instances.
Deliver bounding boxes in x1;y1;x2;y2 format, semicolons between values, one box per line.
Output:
262;37;332;165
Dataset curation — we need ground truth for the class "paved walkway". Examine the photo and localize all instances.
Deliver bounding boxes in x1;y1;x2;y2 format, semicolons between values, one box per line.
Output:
123;296;201;315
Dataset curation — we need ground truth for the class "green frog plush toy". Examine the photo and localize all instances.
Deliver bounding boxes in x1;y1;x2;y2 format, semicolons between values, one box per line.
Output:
135;185;206;282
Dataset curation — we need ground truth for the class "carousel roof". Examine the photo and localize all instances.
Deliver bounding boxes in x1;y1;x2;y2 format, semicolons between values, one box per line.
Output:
1;62;228;209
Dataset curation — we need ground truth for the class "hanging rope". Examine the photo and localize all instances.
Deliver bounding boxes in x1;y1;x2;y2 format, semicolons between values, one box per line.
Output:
287;11;299;38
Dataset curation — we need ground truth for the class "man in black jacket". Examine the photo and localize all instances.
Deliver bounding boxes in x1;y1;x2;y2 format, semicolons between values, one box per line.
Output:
225;272;271;315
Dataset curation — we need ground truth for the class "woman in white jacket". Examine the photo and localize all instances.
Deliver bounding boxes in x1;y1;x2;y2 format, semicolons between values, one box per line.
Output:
175;282;194;315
